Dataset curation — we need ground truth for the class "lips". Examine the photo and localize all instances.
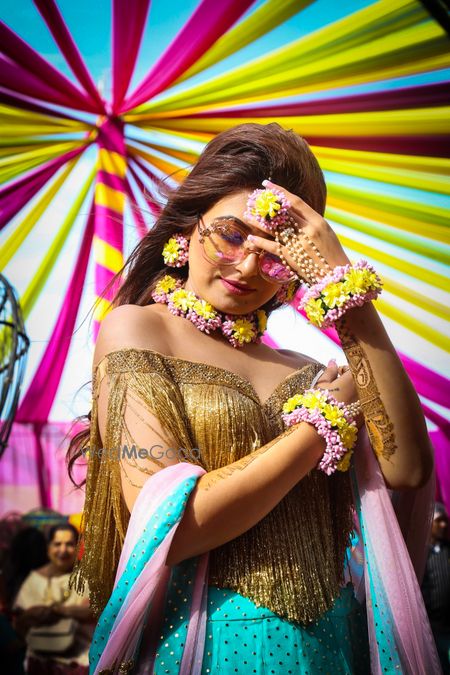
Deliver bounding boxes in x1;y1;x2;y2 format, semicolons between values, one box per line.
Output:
220;277;254;291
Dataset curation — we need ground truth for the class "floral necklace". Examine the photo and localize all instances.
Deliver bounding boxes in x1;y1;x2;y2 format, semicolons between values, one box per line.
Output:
151;274;268;348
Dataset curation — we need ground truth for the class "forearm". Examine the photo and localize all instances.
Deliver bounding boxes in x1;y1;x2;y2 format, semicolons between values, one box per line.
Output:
166;422;325;565
336;300;433;489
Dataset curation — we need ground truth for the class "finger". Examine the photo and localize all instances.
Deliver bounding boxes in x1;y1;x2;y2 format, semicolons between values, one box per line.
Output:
245;232;303;279
245;232;280;255
316;359;339;383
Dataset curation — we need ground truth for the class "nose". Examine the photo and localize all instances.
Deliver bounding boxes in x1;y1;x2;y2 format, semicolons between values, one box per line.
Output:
234;246;260;277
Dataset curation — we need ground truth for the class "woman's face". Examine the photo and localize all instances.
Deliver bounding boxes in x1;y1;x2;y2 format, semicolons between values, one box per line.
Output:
185;190;280;314
47;529;77;573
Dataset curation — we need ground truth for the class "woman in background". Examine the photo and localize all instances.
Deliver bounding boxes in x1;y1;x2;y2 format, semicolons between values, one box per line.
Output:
14;524;94;675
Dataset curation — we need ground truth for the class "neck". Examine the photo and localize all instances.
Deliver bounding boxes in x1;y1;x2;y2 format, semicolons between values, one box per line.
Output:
151;273;268;349
183;278;255;318
47;562;70;577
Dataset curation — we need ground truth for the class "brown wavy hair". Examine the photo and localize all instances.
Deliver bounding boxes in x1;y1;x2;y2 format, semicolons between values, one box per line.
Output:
66;122;326;486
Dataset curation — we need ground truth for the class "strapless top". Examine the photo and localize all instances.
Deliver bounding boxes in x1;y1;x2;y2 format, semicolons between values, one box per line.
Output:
86;347;354;624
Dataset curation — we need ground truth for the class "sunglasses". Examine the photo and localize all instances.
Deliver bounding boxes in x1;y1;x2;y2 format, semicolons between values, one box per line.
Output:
197;215;297;284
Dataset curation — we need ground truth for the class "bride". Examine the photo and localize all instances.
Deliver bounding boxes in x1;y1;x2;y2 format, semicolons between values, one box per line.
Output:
67;122;439;674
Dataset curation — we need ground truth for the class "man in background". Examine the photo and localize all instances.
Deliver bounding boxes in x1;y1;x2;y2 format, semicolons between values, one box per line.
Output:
422;501;450;674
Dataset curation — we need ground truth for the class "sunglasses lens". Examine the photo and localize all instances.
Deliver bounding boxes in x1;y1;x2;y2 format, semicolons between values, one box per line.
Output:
203;219;245;264
201;218;296;284
259;252;296;283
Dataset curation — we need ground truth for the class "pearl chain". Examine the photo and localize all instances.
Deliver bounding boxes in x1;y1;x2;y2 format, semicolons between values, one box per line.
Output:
273;214;332;287
346;400;362;419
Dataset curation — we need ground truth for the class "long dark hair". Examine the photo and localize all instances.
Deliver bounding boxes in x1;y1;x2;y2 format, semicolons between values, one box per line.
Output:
67;122;326;485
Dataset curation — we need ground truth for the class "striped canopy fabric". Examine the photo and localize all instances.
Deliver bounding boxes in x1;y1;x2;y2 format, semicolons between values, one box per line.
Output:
0;0;449;513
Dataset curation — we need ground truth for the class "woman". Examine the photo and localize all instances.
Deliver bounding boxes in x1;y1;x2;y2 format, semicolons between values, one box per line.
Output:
14;524;94;674
68;123;440;674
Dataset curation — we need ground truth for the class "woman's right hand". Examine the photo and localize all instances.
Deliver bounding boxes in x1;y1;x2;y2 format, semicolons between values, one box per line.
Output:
315;360;365;429
13;605;59;636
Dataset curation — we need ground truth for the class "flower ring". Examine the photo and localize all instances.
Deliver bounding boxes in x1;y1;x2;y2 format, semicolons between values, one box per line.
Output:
244;180;353;284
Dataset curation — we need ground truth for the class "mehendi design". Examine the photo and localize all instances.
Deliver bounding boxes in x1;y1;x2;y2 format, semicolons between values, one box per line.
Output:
199;424;300;491
336;315;397;461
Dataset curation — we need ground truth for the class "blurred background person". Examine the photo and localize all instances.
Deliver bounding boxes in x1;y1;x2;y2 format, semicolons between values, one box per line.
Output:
421;501;450;674
0;524;48;674
3;526;49;610
13;523;94;675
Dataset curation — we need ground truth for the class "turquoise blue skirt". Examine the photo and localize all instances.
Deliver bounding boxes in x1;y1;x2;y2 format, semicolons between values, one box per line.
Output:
153;561;370;674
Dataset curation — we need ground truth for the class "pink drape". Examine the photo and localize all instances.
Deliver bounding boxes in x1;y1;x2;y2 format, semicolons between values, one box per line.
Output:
111;0;152;112
33;0;105;112
353;426;441;673
16;199;95;423
0;87;86;121
0;145;88;230
191;82;449;118
0;421;86;516
0;23;98;112
120;0;257;112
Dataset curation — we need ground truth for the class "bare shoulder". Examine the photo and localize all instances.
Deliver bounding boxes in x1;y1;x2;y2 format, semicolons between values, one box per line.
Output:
93;304;169;367
275;348;323;369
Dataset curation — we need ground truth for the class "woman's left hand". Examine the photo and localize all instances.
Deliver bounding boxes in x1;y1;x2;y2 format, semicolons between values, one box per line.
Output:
244;179;351;278
319;362;365;429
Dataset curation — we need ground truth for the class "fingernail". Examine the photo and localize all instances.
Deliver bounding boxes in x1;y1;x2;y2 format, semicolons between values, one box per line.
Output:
262;179;271;187
248;234;257;241
328;358;337;366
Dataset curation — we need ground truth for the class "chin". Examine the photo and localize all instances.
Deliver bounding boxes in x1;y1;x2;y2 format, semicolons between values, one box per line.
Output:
214;295;266;315
200;278;272;313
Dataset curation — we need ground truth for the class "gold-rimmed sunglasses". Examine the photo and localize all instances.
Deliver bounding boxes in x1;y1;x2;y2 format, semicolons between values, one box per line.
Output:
197;215;297;284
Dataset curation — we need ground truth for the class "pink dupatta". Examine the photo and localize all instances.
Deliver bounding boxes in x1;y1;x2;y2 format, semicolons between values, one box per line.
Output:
92;462;209;674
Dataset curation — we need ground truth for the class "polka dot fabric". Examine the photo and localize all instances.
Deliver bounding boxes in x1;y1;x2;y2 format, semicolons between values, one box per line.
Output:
153;563;370;674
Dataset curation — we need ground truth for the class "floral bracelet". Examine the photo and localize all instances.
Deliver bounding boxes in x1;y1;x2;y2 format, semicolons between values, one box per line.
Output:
299;260;383;328
281;388;359;474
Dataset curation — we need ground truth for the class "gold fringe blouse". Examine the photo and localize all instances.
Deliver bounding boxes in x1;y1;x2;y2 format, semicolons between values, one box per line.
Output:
73;347;354;625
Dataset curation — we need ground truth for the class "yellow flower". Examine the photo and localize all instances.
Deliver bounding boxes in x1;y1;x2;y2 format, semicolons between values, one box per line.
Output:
342;269;366;295
155;275;178;295
171;289;196;312
253;191;281;219
193;299;217;320
162;238;181;264
341;424;358;449
232;318;257;344
322;282;347;309
301;391;326;409
282;393;304;413
335;415;348;431
322;403;345;427
360;269;382;292
256;309;267;334
305;298;326;326
336;450;353;472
